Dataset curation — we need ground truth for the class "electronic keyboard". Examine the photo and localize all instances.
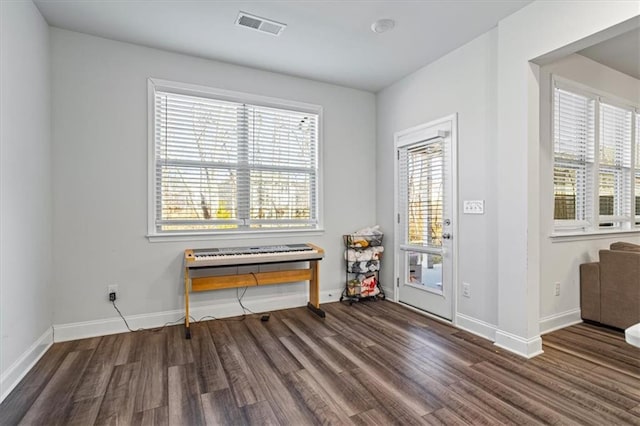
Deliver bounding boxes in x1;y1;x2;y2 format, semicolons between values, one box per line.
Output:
182;243;326;338
184;243;324;268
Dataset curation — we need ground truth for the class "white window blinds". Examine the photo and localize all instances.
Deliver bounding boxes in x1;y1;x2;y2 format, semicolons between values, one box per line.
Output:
552;78;638;233
151;82;320;234
598;102;632;223
398;140;445;247
553;87;594;224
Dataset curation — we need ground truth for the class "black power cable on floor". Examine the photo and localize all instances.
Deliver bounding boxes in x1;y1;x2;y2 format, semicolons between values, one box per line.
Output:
110;283;271;333
111;300;186;333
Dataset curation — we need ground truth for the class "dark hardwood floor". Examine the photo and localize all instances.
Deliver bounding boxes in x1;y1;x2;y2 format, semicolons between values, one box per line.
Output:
2;300;639;425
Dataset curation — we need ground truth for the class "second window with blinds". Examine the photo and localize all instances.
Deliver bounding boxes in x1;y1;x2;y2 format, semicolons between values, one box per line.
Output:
148;79;322;237
553;77;639;233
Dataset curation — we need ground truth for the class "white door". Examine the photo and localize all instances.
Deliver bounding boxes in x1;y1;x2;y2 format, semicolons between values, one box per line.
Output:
395;115;456;320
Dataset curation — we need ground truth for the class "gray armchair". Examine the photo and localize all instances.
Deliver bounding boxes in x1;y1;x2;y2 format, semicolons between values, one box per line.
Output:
580;242;640;330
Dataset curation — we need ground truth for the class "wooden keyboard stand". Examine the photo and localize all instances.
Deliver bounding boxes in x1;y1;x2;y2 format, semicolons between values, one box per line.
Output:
183;244;325;339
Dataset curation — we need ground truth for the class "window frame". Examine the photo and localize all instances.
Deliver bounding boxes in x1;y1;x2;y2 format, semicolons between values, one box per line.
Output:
147;78;324;241
551;75;639;237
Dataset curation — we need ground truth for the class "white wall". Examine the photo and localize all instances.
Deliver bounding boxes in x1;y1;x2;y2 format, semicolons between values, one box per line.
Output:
495;1;639;356
538;54;640;333
376;1;639;357
0;0;53;399
50;29;376;333
376;30;499;338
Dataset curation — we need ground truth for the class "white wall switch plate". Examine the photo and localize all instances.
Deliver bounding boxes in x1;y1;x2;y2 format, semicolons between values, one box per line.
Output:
463;200;484;214
462;282;471;298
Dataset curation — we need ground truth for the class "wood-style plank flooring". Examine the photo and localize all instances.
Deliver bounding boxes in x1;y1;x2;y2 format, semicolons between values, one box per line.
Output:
2;301;639;425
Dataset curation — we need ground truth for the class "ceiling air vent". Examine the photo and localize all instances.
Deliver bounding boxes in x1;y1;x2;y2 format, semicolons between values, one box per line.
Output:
236;11;286;36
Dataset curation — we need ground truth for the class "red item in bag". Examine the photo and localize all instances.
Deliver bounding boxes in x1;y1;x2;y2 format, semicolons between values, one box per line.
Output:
361;276;380;297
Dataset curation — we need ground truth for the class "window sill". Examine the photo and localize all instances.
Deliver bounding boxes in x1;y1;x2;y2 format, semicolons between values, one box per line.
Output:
147;228;325;243
550;228;640;243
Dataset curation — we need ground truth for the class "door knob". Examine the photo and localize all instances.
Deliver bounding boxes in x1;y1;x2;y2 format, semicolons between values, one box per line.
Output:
442;233;452;240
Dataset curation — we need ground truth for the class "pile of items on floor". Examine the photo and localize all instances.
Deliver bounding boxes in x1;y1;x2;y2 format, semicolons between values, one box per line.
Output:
344;225;384;297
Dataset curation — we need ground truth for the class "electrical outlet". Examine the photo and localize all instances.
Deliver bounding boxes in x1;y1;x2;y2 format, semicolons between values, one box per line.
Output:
107;284;118;301
462;282;471;298
554;282;560;297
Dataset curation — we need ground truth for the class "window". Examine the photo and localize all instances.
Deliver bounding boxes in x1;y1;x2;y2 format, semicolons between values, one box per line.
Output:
403;142;444;247
553;87;594;225
148;79;321;236
598;102;632;225
553;79;638;233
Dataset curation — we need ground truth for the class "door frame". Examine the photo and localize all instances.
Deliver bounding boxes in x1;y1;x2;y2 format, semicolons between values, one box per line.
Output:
393;113;459;323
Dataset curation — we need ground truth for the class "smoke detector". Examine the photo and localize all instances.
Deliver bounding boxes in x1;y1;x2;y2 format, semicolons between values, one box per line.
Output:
236;11;287;36
371;18;395;34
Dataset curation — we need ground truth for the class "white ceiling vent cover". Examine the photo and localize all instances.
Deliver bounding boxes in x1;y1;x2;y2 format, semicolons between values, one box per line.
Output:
236;12;286;36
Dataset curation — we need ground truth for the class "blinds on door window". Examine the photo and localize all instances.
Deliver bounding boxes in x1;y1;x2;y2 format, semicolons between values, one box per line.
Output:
398;140;444;247
152;85;319;234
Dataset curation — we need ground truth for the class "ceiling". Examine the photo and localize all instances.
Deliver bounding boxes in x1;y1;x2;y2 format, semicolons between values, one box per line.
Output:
33;0;532;92
578;28;640;80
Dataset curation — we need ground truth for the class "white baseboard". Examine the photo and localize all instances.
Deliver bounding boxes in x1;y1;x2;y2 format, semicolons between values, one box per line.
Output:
380;286;395;301
1;328;53;403
455;313;497;341
54;288;343;342
539;309;582;335
494;329;544;358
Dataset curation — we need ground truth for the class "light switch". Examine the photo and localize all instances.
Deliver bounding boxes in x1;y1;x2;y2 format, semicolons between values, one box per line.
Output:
463;200;484;214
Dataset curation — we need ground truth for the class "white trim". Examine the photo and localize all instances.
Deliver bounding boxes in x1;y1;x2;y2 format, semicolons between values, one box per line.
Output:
593;91;602;228
399;244;441;255
1;328;53;403
316;106;325;235
395;127;447;149
494;330;544;359
550;228;640;242
380;286;395;301
147;228;325;242
539;309;582;334
148;78;322;114
53;288;343;342
393;113;458;323
455;313;497;341
147;78;156;239
450;115;459;327
554;75;640;111
403;282;444;296
397;302;499;344
552;219;590;231
393;129;399;304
